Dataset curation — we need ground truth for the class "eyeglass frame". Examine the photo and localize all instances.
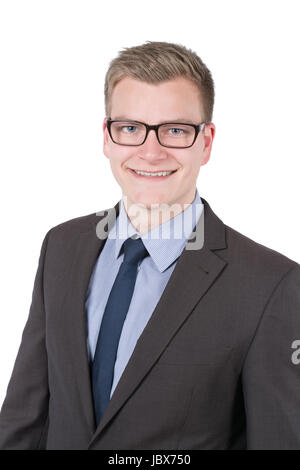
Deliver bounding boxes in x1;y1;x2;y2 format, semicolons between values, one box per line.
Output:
106;118;207;149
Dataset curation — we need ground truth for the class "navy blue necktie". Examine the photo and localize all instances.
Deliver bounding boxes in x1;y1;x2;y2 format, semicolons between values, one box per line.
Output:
92;236;149;426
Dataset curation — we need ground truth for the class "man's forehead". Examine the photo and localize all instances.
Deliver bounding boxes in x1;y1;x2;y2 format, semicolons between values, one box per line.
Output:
110;77;203;122
112;115;198;124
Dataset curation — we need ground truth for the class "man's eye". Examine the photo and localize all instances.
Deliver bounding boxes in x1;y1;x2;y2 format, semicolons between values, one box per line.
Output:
169;128;185;135
121;126;137;133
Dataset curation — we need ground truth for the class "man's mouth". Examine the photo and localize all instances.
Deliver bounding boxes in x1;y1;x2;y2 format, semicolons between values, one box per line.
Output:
127;168;178;179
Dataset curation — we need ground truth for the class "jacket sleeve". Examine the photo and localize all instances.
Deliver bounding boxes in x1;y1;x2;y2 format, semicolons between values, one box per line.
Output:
0;229;52;449
242;263;300;449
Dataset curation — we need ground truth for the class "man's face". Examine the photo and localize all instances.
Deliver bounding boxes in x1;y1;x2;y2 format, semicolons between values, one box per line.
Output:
103;76;215;209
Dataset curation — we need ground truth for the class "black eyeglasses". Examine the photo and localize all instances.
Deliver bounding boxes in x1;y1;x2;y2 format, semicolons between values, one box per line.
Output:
106;118;206;149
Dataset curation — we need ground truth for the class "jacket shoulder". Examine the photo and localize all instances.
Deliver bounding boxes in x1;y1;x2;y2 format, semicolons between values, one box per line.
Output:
224;224;299;276
47;208;112;239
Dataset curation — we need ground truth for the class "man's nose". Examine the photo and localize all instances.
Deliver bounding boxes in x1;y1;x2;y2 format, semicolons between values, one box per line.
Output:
140;129;166;155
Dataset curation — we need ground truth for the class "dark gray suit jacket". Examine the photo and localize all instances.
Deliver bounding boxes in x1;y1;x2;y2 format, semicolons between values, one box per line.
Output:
0;197;299;450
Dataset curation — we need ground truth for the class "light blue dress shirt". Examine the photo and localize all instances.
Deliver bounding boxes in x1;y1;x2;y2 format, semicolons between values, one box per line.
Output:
85;188;203;398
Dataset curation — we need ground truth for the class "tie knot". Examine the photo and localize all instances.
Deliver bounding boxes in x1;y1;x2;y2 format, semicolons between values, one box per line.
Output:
122;237;149;266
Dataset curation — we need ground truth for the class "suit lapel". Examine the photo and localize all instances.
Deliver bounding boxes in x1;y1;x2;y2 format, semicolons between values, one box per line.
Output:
83;197;228;446
61;205;119;436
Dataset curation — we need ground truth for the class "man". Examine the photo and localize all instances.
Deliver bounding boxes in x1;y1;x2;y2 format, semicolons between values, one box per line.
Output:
0;41;299;450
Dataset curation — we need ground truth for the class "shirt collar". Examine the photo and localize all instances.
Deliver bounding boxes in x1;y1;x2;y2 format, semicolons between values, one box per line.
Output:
109;189;203;273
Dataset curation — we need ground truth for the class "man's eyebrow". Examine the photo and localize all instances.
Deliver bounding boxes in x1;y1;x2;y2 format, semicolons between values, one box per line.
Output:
111;116;196;124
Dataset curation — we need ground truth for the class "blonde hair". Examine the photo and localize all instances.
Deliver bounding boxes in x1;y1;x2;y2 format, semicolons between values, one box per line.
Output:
104;41;215;123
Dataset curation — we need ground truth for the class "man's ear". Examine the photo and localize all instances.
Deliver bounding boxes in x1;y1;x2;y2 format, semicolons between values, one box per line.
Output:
103;117;110;159
201;123;216;166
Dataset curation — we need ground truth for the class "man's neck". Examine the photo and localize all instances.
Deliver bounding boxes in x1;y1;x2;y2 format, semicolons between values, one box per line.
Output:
122;192;196;235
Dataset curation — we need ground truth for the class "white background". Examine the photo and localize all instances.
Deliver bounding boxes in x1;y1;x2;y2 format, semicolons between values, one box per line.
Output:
0;0;299;407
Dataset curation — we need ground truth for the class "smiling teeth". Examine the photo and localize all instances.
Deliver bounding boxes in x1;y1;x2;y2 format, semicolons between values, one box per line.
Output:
133;170;174;176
